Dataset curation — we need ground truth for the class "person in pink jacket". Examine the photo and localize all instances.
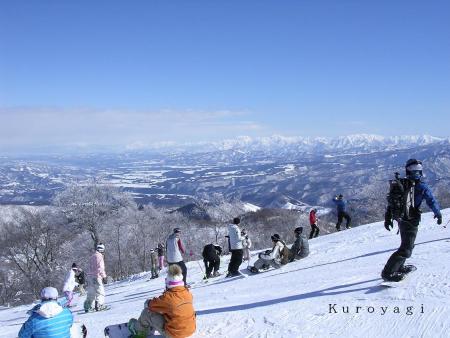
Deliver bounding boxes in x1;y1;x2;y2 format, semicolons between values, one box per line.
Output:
83;243;108;312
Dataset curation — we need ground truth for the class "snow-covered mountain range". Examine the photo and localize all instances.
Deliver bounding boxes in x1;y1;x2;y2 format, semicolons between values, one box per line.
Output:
2;209;449;337
141;134;447;156
0;135;449;219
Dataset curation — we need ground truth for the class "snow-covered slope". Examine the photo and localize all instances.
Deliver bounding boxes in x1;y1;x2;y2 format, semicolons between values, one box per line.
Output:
2;210;450;338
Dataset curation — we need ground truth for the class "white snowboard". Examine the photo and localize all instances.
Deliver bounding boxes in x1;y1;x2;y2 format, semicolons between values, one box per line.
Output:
104;322;163;337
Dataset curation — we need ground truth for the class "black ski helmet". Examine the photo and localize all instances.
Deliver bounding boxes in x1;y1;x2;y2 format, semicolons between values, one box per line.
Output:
405;158;423;180
271;233;281;242
233;217;240;225
294;226;303;234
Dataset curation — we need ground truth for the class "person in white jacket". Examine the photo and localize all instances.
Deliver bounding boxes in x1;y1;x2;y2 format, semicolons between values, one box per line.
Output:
250;234;287;273
241;229;252;261
62;263;78;307
226;217;244;277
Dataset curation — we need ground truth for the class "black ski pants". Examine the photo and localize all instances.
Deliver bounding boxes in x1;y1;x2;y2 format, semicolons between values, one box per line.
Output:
228;249;243;274
169;261;187;286
309;223;320;239
383;218;419;274
204;258;220;277
336;211;351;229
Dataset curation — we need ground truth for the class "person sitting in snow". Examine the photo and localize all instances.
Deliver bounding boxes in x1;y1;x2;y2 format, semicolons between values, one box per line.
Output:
62;263;79;307
19;287;74;338
289;227;310;261
250;234;289;273
128;264;196;338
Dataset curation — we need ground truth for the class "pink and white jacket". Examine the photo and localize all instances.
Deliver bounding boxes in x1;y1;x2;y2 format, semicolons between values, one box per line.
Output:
88;251;106;278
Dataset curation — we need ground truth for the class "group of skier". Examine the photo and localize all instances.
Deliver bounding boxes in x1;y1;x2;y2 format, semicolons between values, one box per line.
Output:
17;158;444;338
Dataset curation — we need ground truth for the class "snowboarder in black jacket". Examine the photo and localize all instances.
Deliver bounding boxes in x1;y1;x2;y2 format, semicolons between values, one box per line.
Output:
382;159;442;282
202;243;222;279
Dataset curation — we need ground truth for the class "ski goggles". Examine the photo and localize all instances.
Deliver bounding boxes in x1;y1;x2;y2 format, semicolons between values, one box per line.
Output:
406;163;423;172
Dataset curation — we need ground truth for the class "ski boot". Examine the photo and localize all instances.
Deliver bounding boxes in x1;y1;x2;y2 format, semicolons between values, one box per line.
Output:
96;304;109;311
398;265;417;274
381;270;405;282
249;266;259;274
127;319;147;338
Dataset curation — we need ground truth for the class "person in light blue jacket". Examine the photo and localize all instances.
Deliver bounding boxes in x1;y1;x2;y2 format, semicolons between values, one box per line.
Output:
19;287;73;338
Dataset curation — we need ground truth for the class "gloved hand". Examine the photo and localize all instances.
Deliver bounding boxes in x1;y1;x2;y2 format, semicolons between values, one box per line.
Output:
434;215;442;225
102;277;108;285
384;219;393;231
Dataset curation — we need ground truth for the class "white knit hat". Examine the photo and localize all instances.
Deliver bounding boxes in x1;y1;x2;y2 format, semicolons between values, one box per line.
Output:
165;264;184;289
40;287;58;300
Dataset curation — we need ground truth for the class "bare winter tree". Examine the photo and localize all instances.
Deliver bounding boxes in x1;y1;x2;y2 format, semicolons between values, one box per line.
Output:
0;207;72;304
195;193;247;245
54;183;134;248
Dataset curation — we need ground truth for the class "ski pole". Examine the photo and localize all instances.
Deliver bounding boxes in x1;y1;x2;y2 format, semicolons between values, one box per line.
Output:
444;219;450;229
197;260;206;279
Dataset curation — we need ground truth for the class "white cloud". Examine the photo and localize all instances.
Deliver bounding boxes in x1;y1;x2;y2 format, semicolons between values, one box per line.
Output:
0;106;268;149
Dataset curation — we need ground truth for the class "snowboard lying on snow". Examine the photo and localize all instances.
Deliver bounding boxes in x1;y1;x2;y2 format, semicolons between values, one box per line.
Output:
104;322;163;337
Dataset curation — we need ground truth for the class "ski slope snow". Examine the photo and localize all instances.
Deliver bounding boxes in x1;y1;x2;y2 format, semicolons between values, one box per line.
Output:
1;210;450;338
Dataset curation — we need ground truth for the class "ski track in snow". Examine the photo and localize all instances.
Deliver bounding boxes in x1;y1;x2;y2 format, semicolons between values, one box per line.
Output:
1;210;450;337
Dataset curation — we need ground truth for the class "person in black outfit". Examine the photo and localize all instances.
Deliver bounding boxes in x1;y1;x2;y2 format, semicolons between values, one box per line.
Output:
382;159;442;282
202;244;222;279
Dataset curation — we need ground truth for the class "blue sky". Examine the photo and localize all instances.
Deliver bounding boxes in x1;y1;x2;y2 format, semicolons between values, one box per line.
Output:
1;1;449;150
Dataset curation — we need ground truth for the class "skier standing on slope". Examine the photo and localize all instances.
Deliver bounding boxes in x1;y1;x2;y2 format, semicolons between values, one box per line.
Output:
157;243;165;270
19;287;73;338
241;229;252;261
166;228;188;286
290;227;310;261
250;234;289;273
309;208;320;239
382;159;442;282
150;249;159;279
202;243;222;279
62;263;79;307
226;217;244;277
84;243;108;312
333;194;352;231
128;264;196;338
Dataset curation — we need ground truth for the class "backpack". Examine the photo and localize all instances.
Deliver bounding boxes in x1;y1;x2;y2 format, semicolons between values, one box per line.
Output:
279;241;291;265
386;173;415;221
76;271;86;285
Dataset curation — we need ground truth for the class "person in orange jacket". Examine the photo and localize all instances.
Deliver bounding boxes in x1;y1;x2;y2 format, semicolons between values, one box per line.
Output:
128;264;196;338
